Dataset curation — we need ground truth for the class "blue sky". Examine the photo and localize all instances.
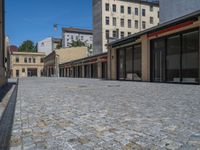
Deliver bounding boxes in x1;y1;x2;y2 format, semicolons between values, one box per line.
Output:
5;0;92;46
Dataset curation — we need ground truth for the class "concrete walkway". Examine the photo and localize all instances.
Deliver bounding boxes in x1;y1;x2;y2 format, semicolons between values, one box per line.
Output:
10;78;200;150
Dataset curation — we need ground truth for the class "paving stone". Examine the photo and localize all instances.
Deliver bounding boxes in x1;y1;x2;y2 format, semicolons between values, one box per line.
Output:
10;78;200;149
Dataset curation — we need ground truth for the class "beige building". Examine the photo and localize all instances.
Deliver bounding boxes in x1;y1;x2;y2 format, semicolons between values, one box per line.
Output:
44;47;88;77
0;0;6;87
108;10;200;84
93;0;159;54
10;52;45;78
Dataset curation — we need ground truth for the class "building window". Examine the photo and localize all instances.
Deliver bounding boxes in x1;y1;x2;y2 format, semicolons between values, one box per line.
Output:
150;6;153;12
105;3;109;11
81;36;84;40
113;17;117;26
40;58;44;63
142;9;146;16
128;19;132;28
150;17;154;24
29;58;31;63
120;32;125;38
120;19;124;27
24;58;27;63
151;29;199;83
128;7;131;14
106;30;109;39
166;35;181;82
120;5;124;13
142;21;146;29
113;31;117;38
135;20;139;29
33;58;36;63
117;44;142;81
135;8;138;16
182;30;199;83
158;11;160;18
71;35;74;40
16;70;19;77
113;4;116;12
106;17;110;25
128;32;131;36
22;68;25;73
16;57;19;63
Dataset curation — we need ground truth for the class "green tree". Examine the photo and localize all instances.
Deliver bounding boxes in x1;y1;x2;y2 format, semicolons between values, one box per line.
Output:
69;40;86;47
19;40;36;52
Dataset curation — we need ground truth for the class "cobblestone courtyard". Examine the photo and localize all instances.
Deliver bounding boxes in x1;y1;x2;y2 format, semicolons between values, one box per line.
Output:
10;78;200;150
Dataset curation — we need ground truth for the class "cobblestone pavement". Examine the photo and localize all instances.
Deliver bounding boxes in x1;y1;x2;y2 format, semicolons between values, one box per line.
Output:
10;78;200;150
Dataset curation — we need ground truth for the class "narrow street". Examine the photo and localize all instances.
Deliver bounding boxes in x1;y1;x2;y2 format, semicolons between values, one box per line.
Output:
8;78;200;150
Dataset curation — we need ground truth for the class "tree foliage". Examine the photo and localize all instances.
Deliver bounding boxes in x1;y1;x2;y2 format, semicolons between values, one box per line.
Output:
69;40;86;47
19;40;36;52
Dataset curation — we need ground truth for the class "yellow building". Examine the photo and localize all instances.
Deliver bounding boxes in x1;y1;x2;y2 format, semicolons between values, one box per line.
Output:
10;52;45;78
44;47;88;77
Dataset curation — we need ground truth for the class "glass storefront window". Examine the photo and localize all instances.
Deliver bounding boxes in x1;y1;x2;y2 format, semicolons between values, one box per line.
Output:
182;31;199;83
166;35;181;82
117;44;142;81
133;45;142;81
151;39;165;82
126;47;133;80
151;29;199;84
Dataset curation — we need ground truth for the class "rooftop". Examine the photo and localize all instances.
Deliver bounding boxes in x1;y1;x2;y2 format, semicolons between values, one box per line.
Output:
12;51;46;56
62;28;93;35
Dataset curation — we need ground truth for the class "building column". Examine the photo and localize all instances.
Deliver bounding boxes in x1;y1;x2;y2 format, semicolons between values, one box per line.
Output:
82;65;85;78
108;47;117;80
97;61;102;78
141;35;150;82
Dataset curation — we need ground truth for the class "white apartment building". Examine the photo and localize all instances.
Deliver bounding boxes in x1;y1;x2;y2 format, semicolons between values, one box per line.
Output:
62;28;93;55
93;0;160;54
37;37;62;55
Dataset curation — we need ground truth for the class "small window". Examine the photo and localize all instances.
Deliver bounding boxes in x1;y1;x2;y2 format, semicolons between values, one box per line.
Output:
112;4;116;12
128;32;131;36
142;9;146;16
16;70;19;77
24;58;27;63
135;20;139;29
81;36;84;40
16;57;19;63
142;21;146;29
120;18;124;27
113;31;117;38
135;8;138;16
150;17;154;24
105;3;109;11
40;58;44;63
29;58;31;63
158;11;160;18
33;58;36;63
22;68;25;73
120;5;124;13
113;17;117;26
106;17;110;25
128;19;132;28
128;7;131;14
150;6;153;12
106;30;109;39
120;32;125;38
